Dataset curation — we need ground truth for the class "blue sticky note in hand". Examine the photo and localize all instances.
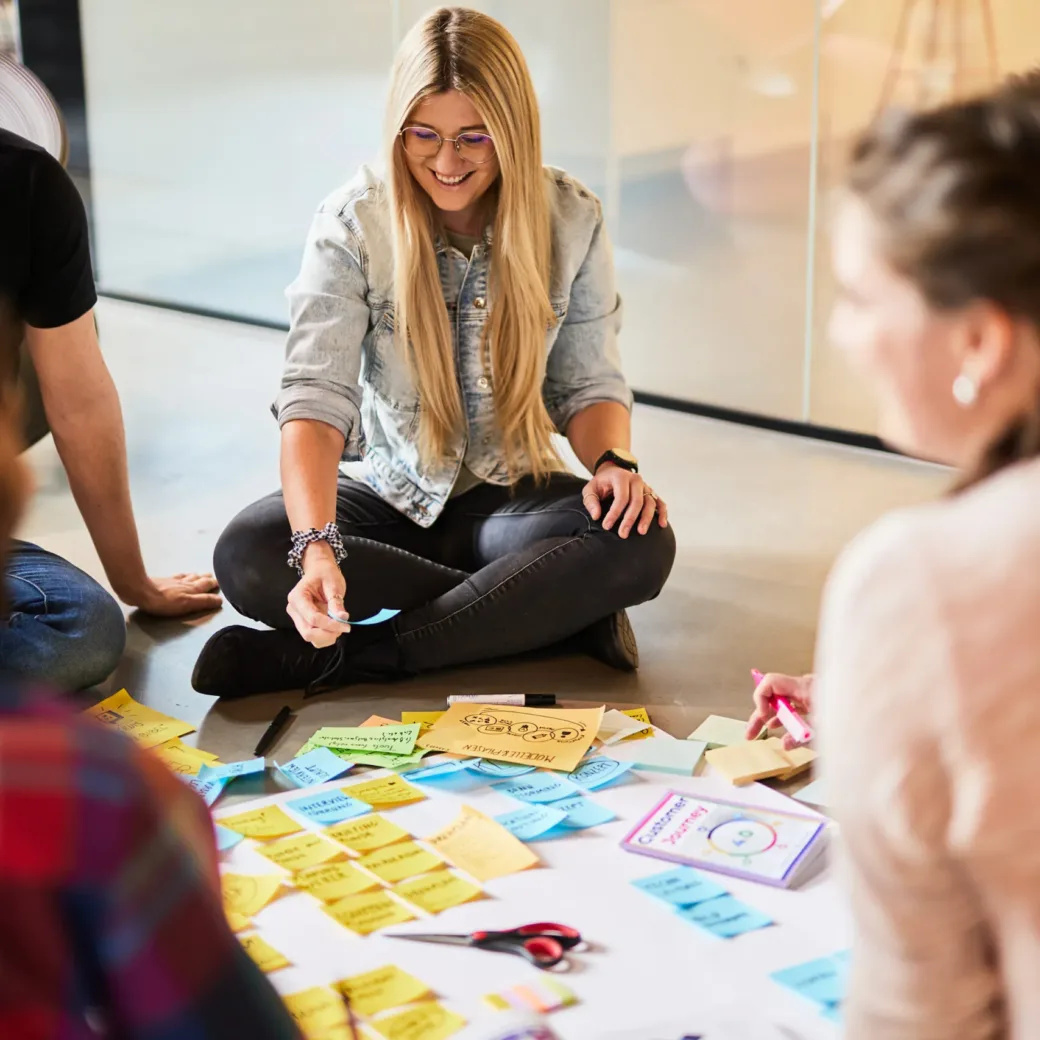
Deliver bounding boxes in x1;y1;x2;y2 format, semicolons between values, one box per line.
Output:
184;775;228;806
198;758;266;783
567;756;634;790
214;824;244;852
632;866;728;908
492;772;582;804
287;789;371;827
771;954;850;1008
351;608;401;626
495;804;569;841
276;747;354;788
464;759;537;778
677;894;774;939
548;794;616;830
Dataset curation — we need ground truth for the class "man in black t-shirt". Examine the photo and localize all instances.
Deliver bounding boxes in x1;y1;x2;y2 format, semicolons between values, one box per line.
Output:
1;129;221;689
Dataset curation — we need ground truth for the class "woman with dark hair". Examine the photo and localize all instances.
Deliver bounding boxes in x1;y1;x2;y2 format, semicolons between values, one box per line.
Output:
751;80;1040;1036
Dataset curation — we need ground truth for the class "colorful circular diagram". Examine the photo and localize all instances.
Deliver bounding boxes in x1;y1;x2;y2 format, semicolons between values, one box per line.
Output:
707;818;777;856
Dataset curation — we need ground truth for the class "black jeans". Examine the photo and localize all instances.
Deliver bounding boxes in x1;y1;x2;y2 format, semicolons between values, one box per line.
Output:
213;474;676;677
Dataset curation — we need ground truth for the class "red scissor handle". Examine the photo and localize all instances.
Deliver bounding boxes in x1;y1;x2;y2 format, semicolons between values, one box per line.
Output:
472;921;583;949
475;934;567;968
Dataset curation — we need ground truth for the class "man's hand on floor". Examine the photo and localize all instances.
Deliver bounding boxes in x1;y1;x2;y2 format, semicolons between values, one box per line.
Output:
124;573;223;617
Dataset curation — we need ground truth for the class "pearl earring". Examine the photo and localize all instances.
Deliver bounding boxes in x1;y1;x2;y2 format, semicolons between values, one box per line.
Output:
952;373;978;407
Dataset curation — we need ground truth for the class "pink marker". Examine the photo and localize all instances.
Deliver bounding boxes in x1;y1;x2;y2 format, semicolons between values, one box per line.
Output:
751;668;814;745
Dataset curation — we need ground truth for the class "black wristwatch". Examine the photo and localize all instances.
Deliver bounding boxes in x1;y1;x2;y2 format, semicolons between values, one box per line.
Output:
594;448;639;474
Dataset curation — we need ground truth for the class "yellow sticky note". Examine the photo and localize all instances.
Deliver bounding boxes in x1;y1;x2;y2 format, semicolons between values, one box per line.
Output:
619;707;653;741
225;910;252;933
335;964;432;1017
418;703;603;772
401;711;445;735
295;861;382;902
222;873;285;917
393;871;484;915
705;741;791;785
371;1002;466;1040
219;805;303;840
283;987;347;1039
346;775;427;810
357;840;445;884
326;814;410;853
426;806;540;882
764;737;818;781
325;889;416;936
240;933;291;973
85;688;195;749
361;715;400;727
258;832;346;872
151;737;219;775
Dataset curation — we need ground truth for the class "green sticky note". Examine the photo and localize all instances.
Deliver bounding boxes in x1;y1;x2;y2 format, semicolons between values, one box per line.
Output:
301;724;420;758
612;736;706;776
687;715;763;750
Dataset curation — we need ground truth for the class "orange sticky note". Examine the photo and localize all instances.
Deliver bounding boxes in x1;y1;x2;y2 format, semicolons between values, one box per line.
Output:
425;806;539;882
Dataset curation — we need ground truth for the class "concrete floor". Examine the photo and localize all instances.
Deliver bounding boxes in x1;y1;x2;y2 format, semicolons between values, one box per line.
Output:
19;299;950;767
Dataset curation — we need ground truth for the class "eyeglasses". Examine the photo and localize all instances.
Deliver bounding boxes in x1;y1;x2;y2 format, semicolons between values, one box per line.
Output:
399;126;496;165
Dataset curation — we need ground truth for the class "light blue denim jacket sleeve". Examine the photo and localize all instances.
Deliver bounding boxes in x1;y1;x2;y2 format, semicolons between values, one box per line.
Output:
277;207;369;460
543;202;631;433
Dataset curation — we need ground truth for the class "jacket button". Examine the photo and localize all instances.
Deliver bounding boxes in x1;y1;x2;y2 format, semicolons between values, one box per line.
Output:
477;376;490;390
473;296;486;309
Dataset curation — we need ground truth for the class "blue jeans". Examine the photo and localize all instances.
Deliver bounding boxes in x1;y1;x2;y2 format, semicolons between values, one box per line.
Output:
1;541;126;689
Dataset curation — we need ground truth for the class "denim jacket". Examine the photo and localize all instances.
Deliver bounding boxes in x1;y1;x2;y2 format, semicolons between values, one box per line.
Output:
274;164;632;527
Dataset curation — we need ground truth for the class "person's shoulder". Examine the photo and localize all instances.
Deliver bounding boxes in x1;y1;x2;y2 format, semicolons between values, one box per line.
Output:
0;129;77;206
544;166;603;229
316;164;389;233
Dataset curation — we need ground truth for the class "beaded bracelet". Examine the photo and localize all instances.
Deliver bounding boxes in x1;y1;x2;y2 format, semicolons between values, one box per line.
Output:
287;523;347;576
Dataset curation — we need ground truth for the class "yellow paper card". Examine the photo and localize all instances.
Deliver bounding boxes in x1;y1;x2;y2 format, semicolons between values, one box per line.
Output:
357;840;445;884
326;814;410;853
418;703;604;772
426;806;539;882
151;737;219;775
765;737;818;781
219;805;303;840
705;741;791;785
283;987;347;1039
361;715;400;727
222;873;285;917
371;1002;466;1040
85;688;195;749
240;933;291;973
295;861;382;902
393;871;484;915
258;832;346;872
401;711;445;735
335;964;432;1017
225;910;252;933
619;707;653;741
346;775;427;810
325;889;416;936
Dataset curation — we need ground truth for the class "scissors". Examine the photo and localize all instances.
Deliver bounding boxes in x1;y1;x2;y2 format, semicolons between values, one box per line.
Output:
387;921;583;970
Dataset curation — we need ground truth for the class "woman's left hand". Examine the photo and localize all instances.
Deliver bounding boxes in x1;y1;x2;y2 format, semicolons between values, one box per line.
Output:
581;464;669;538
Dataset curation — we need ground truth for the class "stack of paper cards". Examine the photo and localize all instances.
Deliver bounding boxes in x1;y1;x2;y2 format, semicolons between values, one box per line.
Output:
483;977;577;1014
705;738;817;786
621;791;827;887
772;951;849;1024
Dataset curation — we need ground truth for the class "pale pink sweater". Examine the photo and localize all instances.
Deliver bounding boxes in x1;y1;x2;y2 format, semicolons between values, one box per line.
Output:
817;456;1040;1039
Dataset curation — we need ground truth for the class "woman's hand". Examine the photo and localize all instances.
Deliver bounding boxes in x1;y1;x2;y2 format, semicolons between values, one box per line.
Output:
747;672;815;747
582;463;669;538
286;543;350;648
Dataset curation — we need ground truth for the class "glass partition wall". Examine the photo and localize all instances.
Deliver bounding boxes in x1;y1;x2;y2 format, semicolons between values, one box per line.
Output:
71;0;1030;436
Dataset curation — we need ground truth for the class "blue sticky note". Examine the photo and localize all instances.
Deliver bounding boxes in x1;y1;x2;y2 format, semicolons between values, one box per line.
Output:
677;895;774;939
772;954;850;1008
464;759;536;778
632;867;728;908
549;794;616;830
495;804;569;841
197;758;266;783
491;773;582;804
276;747;354;788
287;789;372;827
351;608;401;626
214;824;244;852
400;760;473;782
185;775;227;806
820;1004;843;1024
567;756;634;790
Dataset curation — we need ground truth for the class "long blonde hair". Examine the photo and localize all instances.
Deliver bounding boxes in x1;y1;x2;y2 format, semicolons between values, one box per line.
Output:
386;7;560;479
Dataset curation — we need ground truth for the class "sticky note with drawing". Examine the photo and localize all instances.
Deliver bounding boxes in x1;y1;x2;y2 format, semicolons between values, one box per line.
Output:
417;703;603;772
85;689;195;749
